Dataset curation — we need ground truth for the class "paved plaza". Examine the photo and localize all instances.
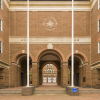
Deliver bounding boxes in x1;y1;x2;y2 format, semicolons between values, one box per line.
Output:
0;94;100;100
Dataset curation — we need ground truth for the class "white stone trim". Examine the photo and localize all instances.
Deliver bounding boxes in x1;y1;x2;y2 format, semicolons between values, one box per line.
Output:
9;37;91;44
91;0;97;10
3;0;9;9
74;55;83;65
79;62;88;67
2;0;100;11
17;55;26;64
98;0;99;9
9;1;91;11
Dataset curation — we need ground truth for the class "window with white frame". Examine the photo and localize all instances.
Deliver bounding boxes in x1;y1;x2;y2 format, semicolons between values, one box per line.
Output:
0;41;2;53
98;41;100;53
98;20;100;32
0;19;2;31
0;0;2;9
50;64;52;68
98;0;100;9
47;64;49;68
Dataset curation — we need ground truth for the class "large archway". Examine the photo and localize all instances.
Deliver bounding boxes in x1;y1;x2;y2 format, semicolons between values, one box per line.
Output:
68;54;87;87
11;53;32;87
38;49;63;86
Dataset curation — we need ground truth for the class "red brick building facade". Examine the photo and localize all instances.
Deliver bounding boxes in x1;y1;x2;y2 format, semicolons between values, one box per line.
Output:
0;0;99;88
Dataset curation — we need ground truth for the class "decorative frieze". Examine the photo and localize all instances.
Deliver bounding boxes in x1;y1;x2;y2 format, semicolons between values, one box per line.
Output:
9;37;91;44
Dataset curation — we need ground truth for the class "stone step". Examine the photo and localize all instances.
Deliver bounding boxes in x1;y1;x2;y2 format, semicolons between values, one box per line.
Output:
34;90;67;94
0;89;100;94
0;90;22;94
79;90;100;94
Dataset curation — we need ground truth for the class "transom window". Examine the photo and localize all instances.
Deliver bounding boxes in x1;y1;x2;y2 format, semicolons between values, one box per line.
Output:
98;41;100;54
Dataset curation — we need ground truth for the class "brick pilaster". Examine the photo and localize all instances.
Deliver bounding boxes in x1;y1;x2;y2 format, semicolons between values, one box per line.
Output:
32;62;38;86
61;62;68;87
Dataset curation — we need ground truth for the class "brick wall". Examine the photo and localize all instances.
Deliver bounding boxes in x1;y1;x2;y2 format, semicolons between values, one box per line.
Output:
91;0;100;64
9;10;91;87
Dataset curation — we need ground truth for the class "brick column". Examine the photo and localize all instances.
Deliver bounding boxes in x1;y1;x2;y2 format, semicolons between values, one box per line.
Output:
18;65;21;86
11;62;20;87
82;63;90;87
3;67;9;88
57;70;61;85
61;62;68;87
85;63;91;87
39;70;42;85
32;62;38;86
79;65;83;87
37;66;39;86
81;63;89;87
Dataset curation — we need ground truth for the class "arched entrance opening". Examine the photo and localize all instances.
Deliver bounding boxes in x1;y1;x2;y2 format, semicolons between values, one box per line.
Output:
16;54;32;86
42;63;57;85
68;54;84;86
38;49;62;86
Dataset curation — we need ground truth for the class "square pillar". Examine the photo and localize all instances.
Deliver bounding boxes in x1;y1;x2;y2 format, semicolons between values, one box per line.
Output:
79;66;83;87
82;63;89;87
32;62;38;87
11;62;20;87
61;62;68;87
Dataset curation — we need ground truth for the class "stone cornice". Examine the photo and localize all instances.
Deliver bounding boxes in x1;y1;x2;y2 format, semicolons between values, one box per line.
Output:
91;61;100;66
0;60;9;68
79;62;88;67
91;61;100;70
12;62;21;67
3;0;97;11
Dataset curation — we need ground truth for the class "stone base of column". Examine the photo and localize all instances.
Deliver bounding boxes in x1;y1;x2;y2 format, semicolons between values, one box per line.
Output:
66;86;79;96
22;86;34;96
